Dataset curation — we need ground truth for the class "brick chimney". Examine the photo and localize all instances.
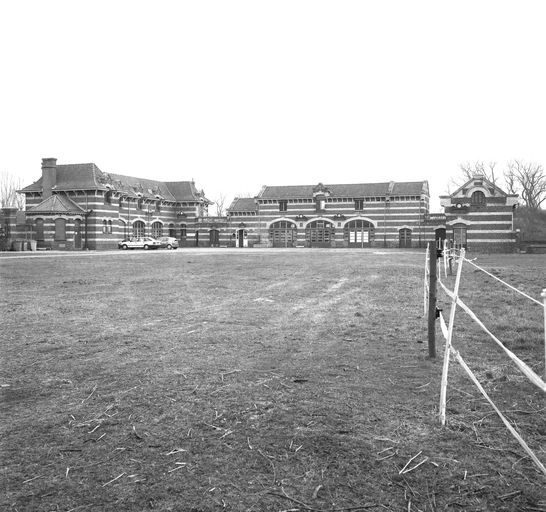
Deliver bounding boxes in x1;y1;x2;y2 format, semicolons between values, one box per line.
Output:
41;158;57;198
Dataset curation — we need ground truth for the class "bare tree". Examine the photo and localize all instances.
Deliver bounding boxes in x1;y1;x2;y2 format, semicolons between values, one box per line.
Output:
458;161;499;186
0;171;25;209
213;194;227;217
505;160;546;209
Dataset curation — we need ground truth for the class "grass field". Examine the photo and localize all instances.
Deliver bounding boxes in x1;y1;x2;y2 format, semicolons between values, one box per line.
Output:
1;249;545;512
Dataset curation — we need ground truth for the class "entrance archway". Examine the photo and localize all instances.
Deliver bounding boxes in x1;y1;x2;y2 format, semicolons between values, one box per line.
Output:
306;220;334;247
344;219;374;247
133;220;145;237
269;220;296;248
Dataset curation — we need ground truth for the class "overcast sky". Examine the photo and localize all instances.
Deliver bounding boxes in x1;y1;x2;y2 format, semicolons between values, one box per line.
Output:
1;1;545;211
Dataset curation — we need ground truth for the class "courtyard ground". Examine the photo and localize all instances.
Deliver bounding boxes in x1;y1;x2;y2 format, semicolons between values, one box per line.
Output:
1;249;545;511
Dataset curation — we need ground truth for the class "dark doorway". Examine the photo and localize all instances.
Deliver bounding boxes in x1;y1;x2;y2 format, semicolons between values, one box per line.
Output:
209;229;220;247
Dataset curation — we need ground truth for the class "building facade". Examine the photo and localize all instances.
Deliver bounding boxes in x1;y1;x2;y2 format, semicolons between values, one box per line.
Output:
17;158;213;250
5;160;520;252
228;181;430;248
436;175;518;251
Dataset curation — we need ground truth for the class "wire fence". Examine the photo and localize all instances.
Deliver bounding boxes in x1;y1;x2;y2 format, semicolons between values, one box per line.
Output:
424;243;546;476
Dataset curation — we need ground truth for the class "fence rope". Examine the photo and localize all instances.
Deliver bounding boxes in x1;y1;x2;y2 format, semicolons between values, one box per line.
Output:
438;312;546;476
462;257;542;306
438;279;546;392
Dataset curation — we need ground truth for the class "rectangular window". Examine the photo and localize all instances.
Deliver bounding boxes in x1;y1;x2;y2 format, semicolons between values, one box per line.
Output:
354;199;364;210
279;201;288;212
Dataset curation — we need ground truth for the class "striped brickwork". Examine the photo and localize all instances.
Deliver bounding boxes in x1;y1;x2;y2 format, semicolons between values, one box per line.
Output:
18;159;211;250
439;176;518;252
228;183;431;248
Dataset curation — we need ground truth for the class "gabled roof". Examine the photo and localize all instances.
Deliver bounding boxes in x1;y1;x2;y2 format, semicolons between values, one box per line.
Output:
257;181;428;199
20;164;104;193
447;175;512;198
227;197;257;213
26;194;86;215
20;161;209;203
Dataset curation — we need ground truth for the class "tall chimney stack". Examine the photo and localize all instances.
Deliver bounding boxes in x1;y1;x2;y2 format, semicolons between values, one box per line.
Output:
41;158;57;198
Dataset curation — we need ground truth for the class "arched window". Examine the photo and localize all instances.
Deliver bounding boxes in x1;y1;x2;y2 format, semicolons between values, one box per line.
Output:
168;223;176;238
104;190;112;204
120;219;128;238
133;220;145;237
151;221;163;238
54;218;66;241
180;223;187;238
471;190;486;205
35;218;44;241
108;220;113;234
102;220;108;233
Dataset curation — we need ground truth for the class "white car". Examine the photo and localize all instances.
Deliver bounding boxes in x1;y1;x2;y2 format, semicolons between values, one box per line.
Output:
118;237;162;250
158;236;179;249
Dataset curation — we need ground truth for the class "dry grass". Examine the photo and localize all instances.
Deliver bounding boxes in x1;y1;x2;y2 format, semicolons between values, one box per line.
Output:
1;249;545;512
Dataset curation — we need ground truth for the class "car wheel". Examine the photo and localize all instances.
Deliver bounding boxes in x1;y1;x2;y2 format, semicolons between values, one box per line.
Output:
167;244;172;250
122;244;128;250
143;244;149;250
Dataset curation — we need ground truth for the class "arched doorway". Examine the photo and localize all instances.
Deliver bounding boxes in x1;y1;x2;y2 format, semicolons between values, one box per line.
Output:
74;219;82;249
151;221;163;238
269;220;297;248
344;219;374;247
133;220;145;237
209;229;220;247
399;228;412;248
306;220;334;248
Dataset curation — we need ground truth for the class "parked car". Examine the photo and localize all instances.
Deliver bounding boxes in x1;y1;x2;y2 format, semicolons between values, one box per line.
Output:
118;237;162;250
158;236;179;249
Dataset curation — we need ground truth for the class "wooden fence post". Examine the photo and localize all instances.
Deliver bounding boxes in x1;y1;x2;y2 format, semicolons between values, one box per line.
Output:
427;244;437;358
439;248;465;425
542;288;546;380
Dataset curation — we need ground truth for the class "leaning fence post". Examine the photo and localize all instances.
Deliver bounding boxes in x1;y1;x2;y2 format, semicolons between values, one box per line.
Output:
439;248;465;426
542;288;546;380
427;244;437;358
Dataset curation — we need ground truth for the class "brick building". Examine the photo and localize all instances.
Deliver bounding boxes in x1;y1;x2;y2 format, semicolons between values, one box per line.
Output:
228;181;430;248
435;175;518;251
17;158;212;250
5;159;520;252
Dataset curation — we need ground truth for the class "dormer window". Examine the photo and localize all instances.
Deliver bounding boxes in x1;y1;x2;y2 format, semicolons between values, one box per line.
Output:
316;198;326;212
471;190;486;205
